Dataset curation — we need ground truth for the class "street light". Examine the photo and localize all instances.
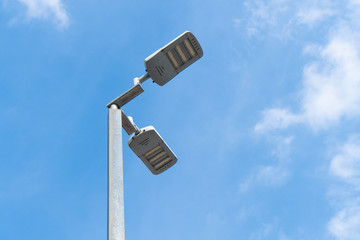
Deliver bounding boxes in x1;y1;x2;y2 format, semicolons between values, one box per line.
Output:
107;31;203;240
128;125;177;175
144;31;203;86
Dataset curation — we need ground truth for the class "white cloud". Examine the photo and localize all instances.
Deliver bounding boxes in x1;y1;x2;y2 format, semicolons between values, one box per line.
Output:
255;26;360;133
297;8;333;26
249;221;276;240
232;18;241;28
256;165;290;186
302;29;360;130
278;232;293;240
247;1;360;238
330;136;360;186
349;0;360;6
248;218;292;240
245;0;289;25
241;0;335;38
238;178;252;193
328;206;360;240
327;136;360;240
239;165;289;192
256;136;293;186
239;136;292;192
242;0;291;37
17;0;69;28
253;0;360;133
254;108;300;133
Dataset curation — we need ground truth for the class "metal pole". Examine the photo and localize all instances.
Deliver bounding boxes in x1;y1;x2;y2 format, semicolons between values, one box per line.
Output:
108;104;125;240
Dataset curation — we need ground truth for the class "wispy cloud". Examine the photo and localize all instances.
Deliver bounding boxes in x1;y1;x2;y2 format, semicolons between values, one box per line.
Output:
254;108;301;134
248;218;292;240
241;0;291;37
250;2;360;238
296;7;334;26
249;221;276;240
255;25;360;133
330;135;360;187
327;136;360;240
328;206;360;240
302;28;360;130
240;0;335;38
253;0;360;133
16;0;69;28
256;164;290;186
239;136;293;192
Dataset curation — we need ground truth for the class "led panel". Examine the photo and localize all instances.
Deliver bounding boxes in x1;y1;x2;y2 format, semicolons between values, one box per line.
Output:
144;31;203;86
128;126;177;175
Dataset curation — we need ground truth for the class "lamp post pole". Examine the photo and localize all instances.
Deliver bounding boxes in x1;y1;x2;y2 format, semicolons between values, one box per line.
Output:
108;104;125;240
105;31;203;240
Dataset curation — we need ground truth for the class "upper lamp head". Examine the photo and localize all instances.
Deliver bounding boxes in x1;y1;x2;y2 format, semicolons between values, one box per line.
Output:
145;31;203;86
128;126;177;175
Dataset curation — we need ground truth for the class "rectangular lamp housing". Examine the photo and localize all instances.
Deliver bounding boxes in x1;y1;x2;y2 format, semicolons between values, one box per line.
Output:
128;126;177;175
145;31;203;86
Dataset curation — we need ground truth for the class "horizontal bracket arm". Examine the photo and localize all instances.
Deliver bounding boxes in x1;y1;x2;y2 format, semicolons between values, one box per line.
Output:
107;84;144;108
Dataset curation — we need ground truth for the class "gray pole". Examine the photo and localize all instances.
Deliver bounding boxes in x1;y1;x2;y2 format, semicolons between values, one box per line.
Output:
108;104;125;240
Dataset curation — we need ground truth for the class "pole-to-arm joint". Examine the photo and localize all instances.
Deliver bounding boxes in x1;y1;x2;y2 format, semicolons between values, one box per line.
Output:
133;73;150;86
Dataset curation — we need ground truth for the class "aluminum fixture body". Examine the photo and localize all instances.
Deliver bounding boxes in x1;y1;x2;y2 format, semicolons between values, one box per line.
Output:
107;31;203;240
145;31;203;86
128;126;178;175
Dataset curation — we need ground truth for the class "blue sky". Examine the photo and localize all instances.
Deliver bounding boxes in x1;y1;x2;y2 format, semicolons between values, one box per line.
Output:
1;0;360;239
